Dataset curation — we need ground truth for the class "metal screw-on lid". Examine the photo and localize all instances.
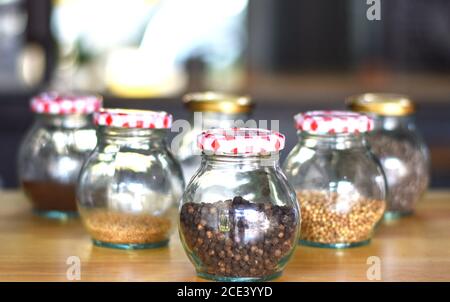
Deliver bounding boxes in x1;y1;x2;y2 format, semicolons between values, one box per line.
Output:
347;93;415;116
183;92;252;114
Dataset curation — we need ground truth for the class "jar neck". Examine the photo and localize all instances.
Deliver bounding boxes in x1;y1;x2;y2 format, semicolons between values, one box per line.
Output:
98;127;167;148
298;132;367;150
373;115;415;131
36;113;92;128
189;111;250;130
202;153;280;168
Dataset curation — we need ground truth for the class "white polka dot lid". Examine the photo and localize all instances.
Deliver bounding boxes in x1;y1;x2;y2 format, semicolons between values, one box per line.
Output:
30;92;102;115
294;110;373;135
197;128;285;155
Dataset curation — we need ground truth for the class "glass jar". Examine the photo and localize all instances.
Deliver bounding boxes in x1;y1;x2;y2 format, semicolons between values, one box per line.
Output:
175;92;253;183
77;109;184;249
348;93;430;219
283;111;387;248
18;92;101;219
179;128;300;281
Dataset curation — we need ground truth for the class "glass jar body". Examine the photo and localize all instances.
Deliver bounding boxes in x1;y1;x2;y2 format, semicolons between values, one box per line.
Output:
77;128;184;249
18;114;97;219
179;154;300;281
176;111;251;183
367;116;429;218
283;133;387;248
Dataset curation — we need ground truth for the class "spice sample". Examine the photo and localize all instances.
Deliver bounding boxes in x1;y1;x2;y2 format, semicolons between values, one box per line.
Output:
297;191;385;245
18;92;101;219
179;196;298;279
82;210;172;245
22;181;77;212
368;134;429;214
347;93;430;217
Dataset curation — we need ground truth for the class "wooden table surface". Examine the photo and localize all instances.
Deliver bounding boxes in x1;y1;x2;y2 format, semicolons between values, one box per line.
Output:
0;190;449;282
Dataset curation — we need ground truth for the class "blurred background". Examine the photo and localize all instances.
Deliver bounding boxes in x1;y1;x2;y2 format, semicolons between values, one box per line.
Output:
0;0;449;188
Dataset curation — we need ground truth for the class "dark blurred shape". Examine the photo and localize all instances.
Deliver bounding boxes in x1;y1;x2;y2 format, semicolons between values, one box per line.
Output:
0;0;53;92
184;57;207;93
0;0;27;91
272;1;350;71
248;0;350;72
250;0;450;73
384;0;450;71
25;0;54;86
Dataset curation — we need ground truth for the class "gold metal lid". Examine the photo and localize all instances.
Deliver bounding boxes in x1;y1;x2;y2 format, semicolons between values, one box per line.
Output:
347;93;415;116
183;92;252;114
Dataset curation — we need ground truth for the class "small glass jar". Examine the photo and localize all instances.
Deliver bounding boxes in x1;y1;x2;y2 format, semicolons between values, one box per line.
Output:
77;109;184;249
179;128;300;282
348;93;430;219
18;92;101;219
175;92;253;182
283;111;387;248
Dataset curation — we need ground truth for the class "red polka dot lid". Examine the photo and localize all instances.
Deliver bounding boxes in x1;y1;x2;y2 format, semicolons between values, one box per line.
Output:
30;92;102;115
94;108;172;129
198;128;285;155
294;110;373;135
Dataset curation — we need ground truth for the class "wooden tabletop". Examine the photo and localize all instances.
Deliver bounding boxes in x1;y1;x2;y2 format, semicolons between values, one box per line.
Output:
0;190;449;282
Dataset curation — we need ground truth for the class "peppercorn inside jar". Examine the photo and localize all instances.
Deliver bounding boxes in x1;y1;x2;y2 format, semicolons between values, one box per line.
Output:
175;92;253;182
348;93;430;219
179;128;300;282
77;109;184;249
18;92;102;220
283;111;387;248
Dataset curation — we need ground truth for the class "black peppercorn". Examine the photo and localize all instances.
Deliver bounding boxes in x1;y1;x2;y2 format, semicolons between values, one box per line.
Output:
180;196;298;278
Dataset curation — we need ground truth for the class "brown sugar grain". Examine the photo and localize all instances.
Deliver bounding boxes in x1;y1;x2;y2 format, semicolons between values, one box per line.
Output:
82;210;172;244
297;191;385;244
